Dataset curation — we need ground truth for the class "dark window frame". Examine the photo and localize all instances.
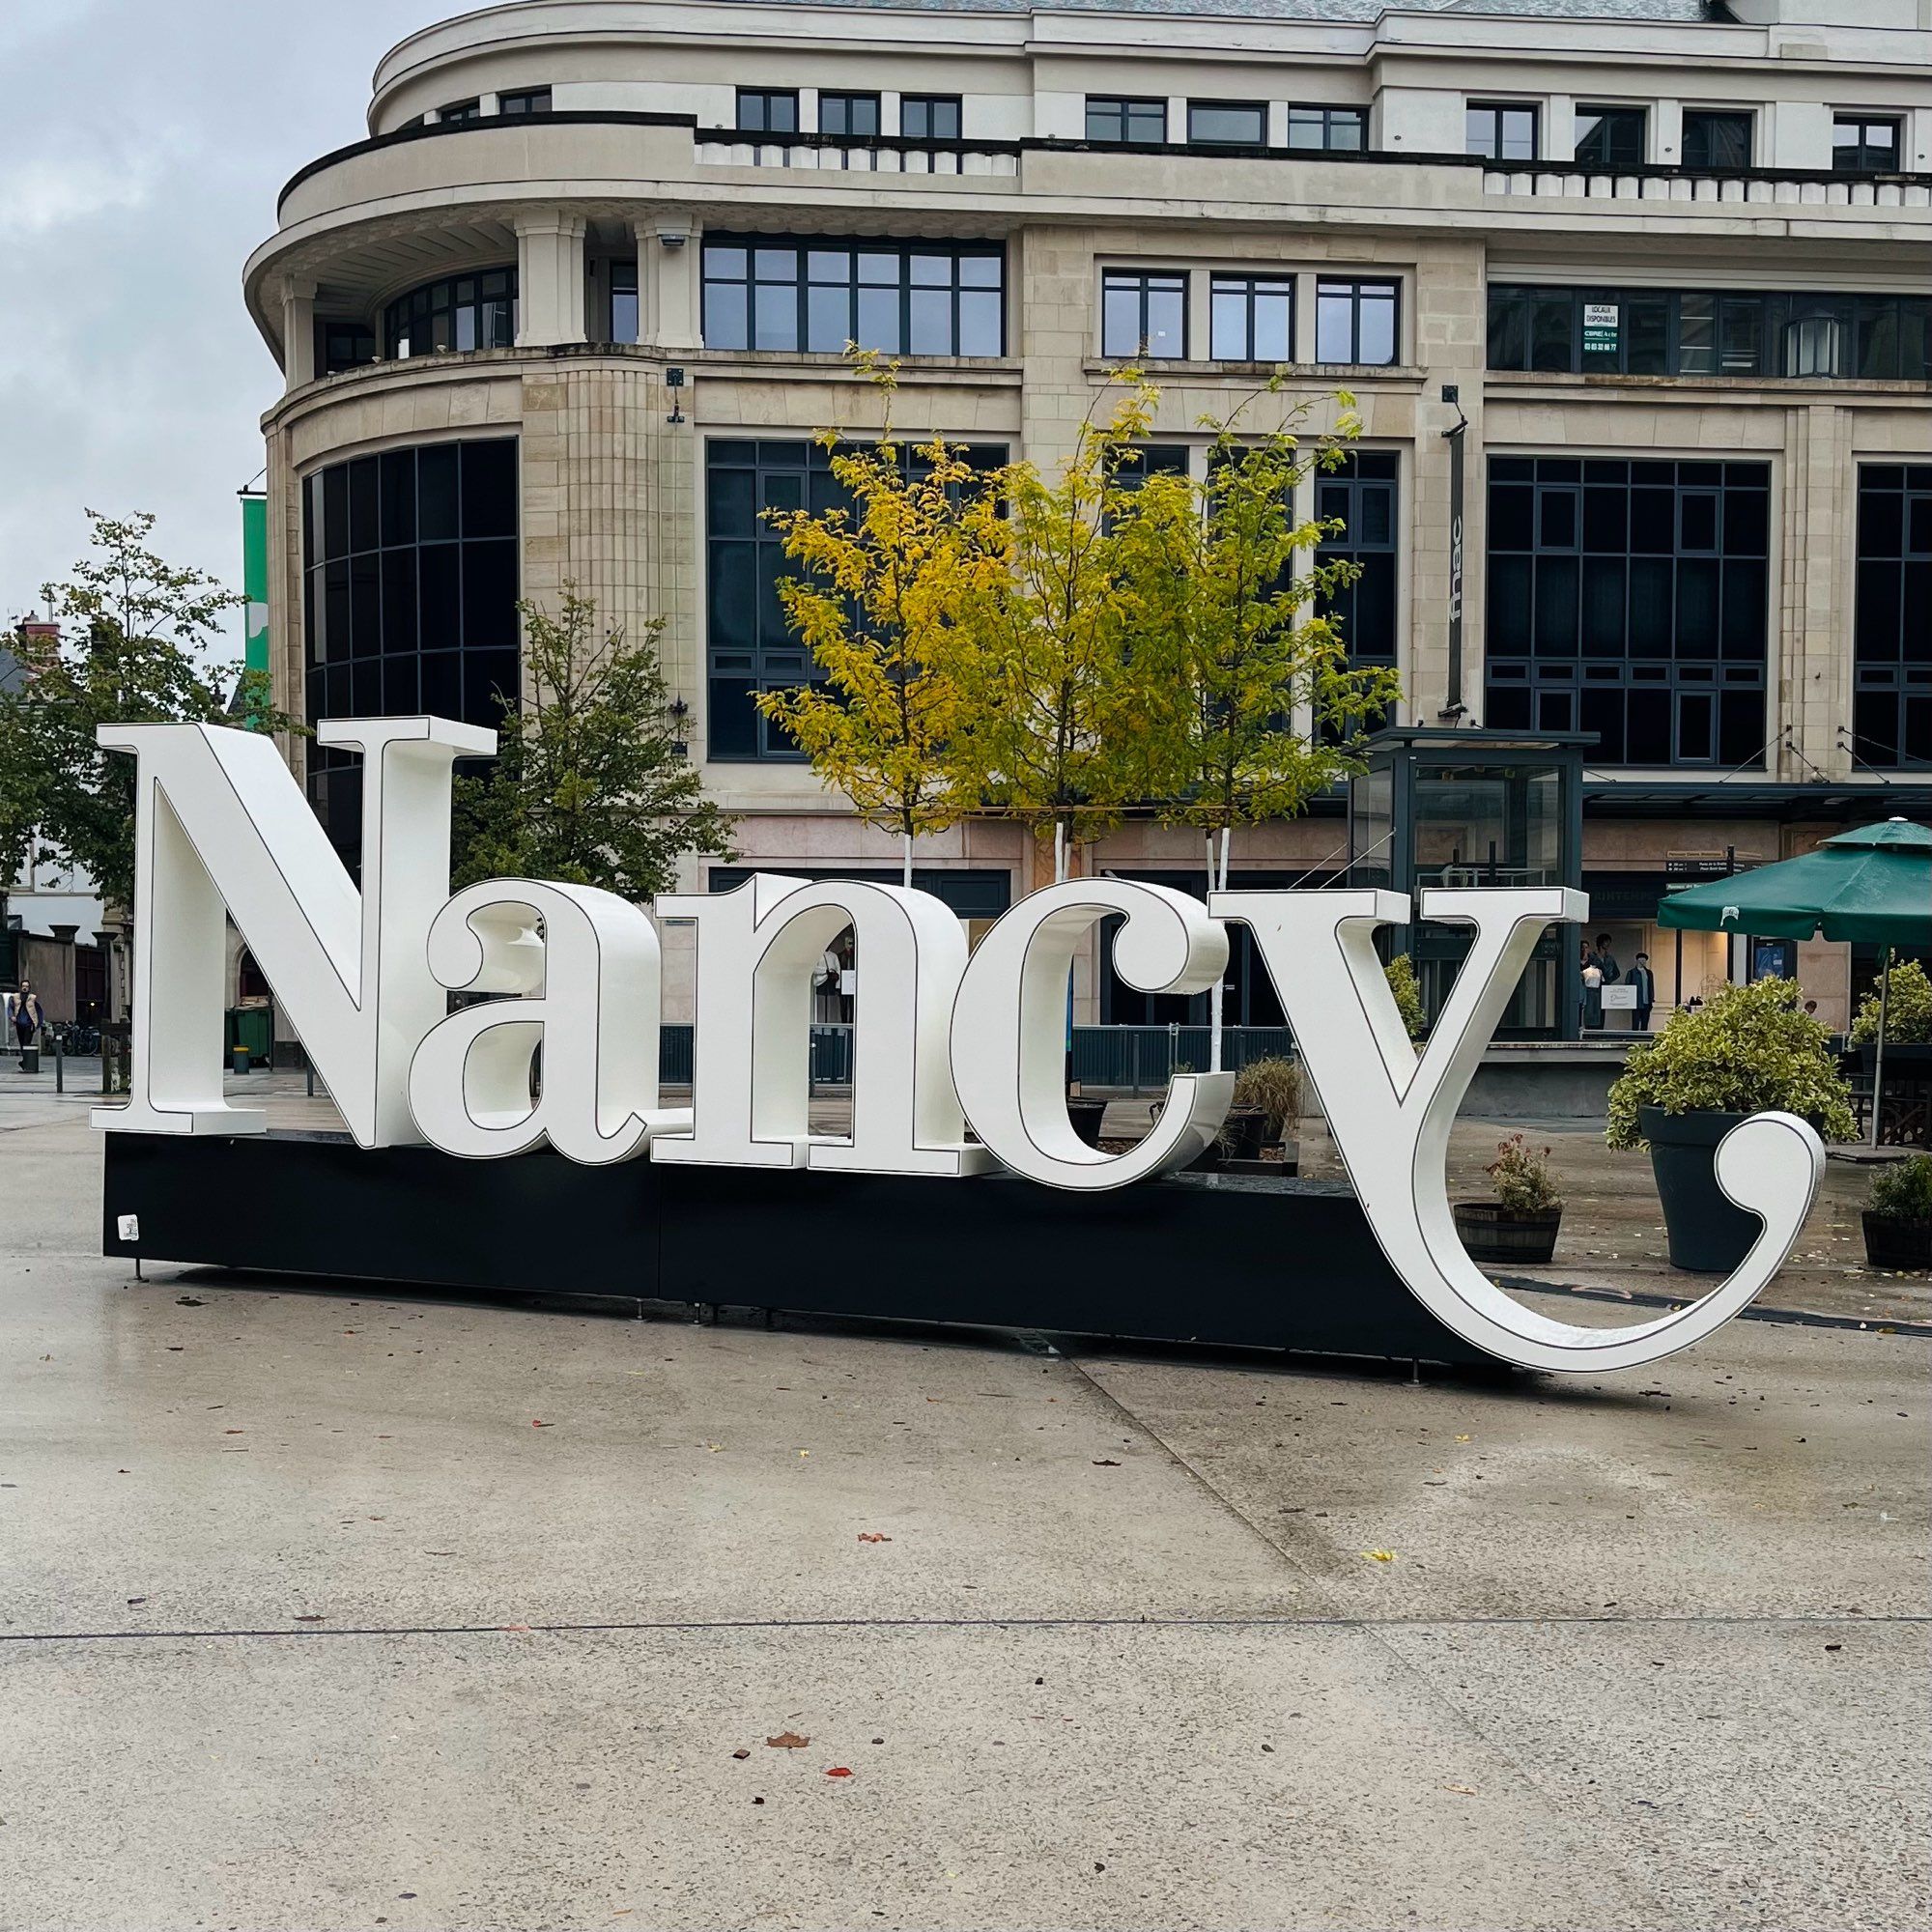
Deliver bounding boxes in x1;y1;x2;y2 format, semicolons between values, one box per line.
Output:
1086;95;1167;144
1285;103;1367;152
300;438;521;851
315;319;376;377
609;258;639;345
900;93;962;140
704;437;1006;762
497;88;552;116
736;88;799;134
1316;451;1402;696
1485;284;1932;382
1852;463;1932;769
1681;108;1753;170
1314;277;1400;366
818;91;882;137
437;98;481;124
1483;455;1771;769
1208;273;1295;363
1187;99;1268;147
1833;114;1901;174
1573;103;1647;168
383;266;518;358
700;236;1006;357
1100;268;1189;360
1466;100;1539;161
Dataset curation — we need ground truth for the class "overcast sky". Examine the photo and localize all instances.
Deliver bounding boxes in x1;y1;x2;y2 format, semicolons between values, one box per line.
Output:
0;0;453;653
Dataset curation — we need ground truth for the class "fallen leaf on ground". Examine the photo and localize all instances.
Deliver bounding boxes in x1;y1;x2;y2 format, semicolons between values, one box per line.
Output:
858;1532;892;1544
1361;1549;1398;1563
1092;1459;1121;1467
824;1767;853;1778
175;1296;204;1307
293;1613;325;1623
766;1731;810;1749
531;1419;553;1428
1442;1783;1478;1796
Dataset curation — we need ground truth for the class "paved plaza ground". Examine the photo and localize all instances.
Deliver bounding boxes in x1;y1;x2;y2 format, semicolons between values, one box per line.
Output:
1;1066;1927;1930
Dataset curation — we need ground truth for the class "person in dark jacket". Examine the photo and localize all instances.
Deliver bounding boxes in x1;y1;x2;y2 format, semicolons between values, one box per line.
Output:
1589;934;1622;987
1629;952;1657;1031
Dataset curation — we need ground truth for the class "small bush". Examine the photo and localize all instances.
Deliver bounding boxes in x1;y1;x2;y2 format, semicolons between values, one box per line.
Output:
1605;977;1856;1151
1232;1056;1301;1140
1486;1134;1561;1213
1850;957;1932;1046
1384;953;1426;1040
1869;1154;1932;1227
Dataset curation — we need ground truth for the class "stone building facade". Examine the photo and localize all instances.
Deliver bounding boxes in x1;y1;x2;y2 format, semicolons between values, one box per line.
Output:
243;0;1932;1030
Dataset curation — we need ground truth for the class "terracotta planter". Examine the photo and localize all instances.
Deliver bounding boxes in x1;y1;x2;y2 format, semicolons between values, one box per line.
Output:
1862;1212;1932;1272
1452;1202;1562;1264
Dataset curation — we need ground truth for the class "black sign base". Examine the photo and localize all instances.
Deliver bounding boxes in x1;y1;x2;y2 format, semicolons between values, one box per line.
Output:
101;1132;1495;1369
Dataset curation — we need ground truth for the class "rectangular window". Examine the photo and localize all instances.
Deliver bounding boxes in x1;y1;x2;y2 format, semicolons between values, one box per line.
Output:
819;92;880;137
1574;105;1646;168
1086;96;1166;144
1852;463;1932;768
1833;115;1900;173
1682;109;1751;170
497;88;552;116
1209;275;1293;362
1317;452;1401;697
1285;104;1366;152
610;260;639;345
438;99;481;124
1485;284;1929;383
1484;456;1769;767
1315;278;1398;365
901;94;961;140
1466;102;1538;161
737;89;799;134
1188;99;1267;146
705;439;1005;761
315;320;375;377
1100;270;1187;360
702;237;1004;356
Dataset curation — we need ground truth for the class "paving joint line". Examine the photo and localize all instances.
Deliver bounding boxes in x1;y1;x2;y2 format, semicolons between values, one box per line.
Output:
3;1611;1922;1645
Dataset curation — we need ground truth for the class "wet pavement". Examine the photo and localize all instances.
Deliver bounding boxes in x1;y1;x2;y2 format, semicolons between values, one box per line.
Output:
0;1070;1926;1930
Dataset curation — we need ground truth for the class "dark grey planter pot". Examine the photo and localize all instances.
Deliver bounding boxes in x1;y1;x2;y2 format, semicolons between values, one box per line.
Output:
1641;1105;1758;1273
1452;1202;1562;1265
1065;1096;1107;1149
1862;1212;1932;1272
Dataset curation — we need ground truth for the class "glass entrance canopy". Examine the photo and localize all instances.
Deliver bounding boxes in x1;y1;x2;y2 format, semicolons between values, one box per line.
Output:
1348;728;1590;1039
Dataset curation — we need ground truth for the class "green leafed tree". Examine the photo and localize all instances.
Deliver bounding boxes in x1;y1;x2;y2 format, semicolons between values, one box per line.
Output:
1109;384;1403;1062
452;590;735;901
8;510;293;919
941;373;1175;882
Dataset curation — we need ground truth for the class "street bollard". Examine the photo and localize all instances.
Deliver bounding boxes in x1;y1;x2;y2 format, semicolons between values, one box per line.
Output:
53;1034;63;1094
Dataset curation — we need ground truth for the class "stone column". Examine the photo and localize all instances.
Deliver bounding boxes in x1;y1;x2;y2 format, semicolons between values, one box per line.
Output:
637;213;700;351
514;211;588;349
279;276;317;391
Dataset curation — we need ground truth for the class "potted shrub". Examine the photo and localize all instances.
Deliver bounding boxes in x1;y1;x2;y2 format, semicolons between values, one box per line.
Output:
1453;1134;1564;1264
1850;958;1932;1049
1605;979;1856;1273
1863;1155;1932;1271
1384;953;1426;1042
1230;1055;1301;1162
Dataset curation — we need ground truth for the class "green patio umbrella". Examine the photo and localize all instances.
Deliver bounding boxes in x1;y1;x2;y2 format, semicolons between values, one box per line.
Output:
1658;817;1932;1145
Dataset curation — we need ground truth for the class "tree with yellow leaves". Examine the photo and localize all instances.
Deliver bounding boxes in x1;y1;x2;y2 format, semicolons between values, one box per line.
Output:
754;355;997;886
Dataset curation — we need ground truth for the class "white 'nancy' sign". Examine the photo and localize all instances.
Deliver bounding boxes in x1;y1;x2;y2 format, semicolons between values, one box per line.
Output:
94;718;1825;1376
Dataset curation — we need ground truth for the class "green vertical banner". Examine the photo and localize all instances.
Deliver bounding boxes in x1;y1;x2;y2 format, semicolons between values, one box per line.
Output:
241;491;270;679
